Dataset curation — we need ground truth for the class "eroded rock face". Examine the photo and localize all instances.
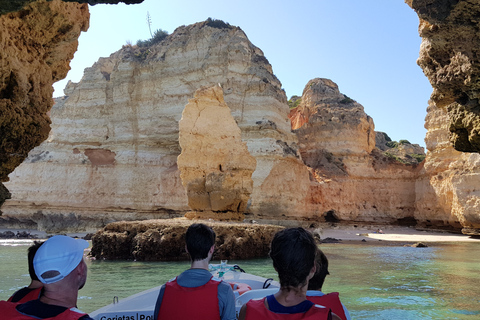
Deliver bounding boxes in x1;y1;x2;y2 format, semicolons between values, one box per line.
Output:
0;0;143;15
415;101;480;235
0;184;11;211
90;219;284;261
289;78;422;224
407;0;480;152
0;0;89;211
178;85;256;221
2;20;306;231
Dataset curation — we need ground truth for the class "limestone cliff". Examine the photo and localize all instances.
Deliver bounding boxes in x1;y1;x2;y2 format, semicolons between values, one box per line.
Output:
289;78;423;224
416;101;480;235
407;0;480;152
2;20;307;232
0;0;89;212
178;85;256;221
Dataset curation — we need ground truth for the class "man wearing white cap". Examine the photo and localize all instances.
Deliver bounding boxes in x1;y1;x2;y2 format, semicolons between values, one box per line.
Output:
0;235;93;320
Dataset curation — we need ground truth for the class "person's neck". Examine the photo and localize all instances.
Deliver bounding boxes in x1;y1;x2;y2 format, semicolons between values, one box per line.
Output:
190;258;210;270
274;284;308;307
28;280;43;289
40;285;78;309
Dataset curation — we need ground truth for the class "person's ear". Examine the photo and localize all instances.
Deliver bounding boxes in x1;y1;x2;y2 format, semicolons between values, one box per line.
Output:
209;245;215;255
75;259;85;274
185;245;189;254
307;264;316;280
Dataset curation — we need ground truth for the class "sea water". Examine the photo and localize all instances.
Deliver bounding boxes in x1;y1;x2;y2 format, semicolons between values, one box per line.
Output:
1;240;480;320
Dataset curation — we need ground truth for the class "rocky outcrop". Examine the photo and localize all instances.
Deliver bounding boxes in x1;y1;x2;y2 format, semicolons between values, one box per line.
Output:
0;0;143;15
0;184;11;211
90;219;284;261
178;85;256;221
375;132;426;165
289;78;423;224
0;0;89;212
407;0;480;152
415;101;480;235
2;20;307;232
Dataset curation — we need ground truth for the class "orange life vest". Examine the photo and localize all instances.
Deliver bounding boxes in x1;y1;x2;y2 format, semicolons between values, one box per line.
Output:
0;300;87;320
245;297;331;320
157;276;221;320
228;282;252;296
7;287;43;304
307;292;347;320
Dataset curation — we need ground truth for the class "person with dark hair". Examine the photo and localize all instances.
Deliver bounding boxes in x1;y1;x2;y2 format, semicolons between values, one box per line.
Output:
7;241;44;303
0;235;92;320
154;223;236;320
307;249;351;320
238;227;341;320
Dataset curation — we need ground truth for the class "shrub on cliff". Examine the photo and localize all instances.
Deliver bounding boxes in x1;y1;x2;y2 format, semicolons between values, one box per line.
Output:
288;96;301;109
411;153;426;163
385;139;411;148
340;94;355;104
384;152;406;163
136;28;169;47
205;17;231;29
386;141;399;148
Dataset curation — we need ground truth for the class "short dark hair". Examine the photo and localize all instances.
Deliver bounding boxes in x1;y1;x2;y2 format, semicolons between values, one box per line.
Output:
185;223;216;261
270;228;317;289
308;248;329;291
28;241;44;281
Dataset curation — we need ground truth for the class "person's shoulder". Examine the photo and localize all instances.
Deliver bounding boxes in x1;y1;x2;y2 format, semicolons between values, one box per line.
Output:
0;300;15;306
14;299;68;319
217;279;233;289
178;268;210;280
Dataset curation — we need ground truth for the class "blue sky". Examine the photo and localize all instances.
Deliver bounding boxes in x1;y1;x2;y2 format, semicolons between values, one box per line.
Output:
53;0;432;148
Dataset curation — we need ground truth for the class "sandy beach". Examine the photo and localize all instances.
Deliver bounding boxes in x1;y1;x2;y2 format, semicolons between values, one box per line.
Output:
318;224;480;243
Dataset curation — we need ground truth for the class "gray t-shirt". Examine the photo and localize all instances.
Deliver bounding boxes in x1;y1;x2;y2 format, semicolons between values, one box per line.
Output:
153;268;236;320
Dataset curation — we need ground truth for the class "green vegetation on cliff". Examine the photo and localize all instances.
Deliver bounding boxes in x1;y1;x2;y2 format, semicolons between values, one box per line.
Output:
136;28;169;47
288;96;301;109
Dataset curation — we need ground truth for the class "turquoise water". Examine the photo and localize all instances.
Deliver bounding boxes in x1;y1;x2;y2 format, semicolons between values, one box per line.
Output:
1;240;480;319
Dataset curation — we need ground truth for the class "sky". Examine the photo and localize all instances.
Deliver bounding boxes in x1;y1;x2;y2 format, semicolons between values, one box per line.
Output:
53;0;432;148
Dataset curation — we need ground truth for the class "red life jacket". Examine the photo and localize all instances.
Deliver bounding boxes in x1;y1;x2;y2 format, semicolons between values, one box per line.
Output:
0;301;87;320
307;292;347;320
157;276;221;320
8;287;43;304
245;297;331;320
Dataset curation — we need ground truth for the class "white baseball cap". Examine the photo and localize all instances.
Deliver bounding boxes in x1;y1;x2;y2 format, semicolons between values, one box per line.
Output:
33;235;89;284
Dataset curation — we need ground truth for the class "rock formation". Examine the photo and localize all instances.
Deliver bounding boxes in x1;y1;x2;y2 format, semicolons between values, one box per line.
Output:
407;0;480;152
2;1;479;236
90;219;284;261
289;78;423;224
415;101;480;235
375;132;426;165
177;85;257;221
0;0;143;15
2;20;307;232
0;0;89;212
